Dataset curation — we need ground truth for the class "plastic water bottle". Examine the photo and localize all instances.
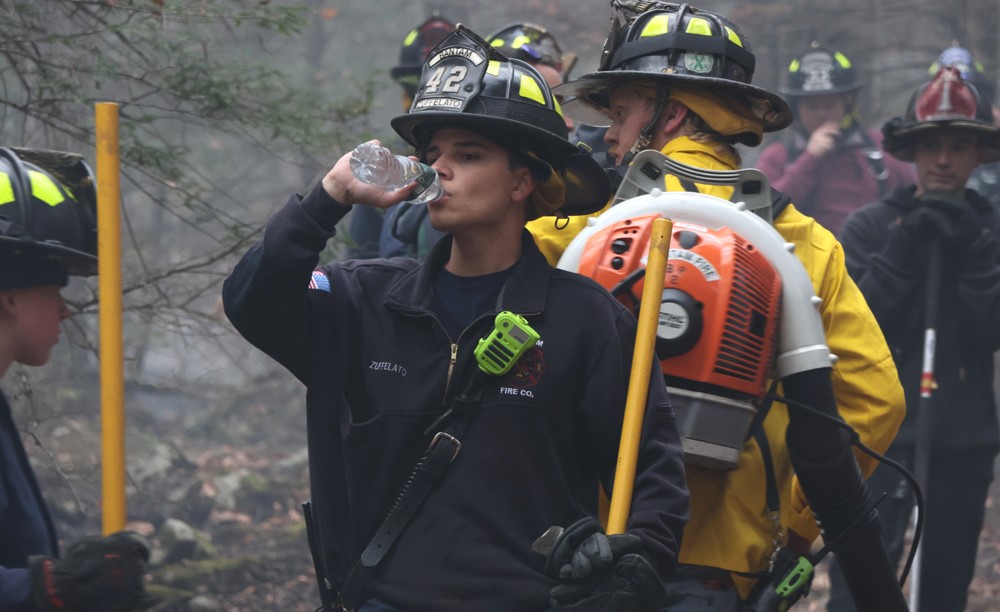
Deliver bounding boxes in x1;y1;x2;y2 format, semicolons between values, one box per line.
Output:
349;142;443;204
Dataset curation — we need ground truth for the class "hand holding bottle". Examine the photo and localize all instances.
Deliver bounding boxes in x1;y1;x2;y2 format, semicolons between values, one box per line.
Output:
322;141;435;209
350;142;443;205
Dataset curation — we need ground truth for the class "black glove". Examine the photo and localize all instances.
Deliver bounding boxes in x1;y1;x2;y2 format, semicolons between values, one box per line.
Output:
961;225;999;273
30;531;159;612
550;553;666;611
545;518;666;611
897;194;984;251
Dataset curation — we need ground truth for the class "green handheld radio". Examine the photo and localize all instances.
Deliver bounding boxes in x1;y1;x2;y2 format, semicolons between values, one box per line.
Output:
474;311;540;375
424;312;539;436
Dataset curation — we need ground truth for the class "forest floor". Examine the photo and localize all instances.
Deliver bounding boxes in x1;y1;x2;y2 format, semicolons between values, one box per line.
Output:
26;383;1000;611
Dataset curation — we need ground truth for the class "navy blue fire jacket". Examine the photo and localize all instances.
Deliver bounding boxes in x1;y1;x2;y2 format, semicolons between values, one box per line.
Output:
0;390;59;610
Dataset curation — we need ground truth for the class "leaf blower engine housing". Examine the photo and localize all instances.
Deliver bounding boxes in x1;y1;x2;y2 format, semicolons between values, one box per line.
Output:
559;191;830;470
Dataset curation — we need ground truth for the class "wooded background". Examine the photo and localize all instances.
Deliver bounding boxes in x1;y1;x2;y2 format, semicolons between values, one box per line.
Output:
2;1;999;609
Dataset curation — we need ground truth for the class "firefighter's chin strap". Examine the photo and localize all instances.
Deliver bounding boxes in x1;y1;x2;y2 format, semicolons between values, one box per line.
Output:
620;84;670;168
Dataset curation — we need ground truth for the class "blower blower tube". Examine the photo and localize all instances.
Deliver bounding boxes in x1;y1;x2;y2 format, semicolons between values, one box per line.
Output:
782;369;908;612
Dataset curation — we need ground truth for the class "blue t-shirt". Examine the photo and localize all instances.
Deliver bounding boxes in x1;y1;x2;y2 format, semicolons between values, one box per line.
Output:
431;266;514;339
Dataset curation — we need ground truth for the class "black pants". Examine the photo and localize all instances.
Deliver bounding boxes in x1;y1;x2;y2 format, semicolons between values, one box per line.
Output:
826;445;996;611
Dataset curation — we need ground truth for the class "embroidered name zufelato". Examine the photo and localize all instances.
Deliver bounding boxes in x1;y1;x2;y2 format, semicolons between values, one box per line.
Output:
369;361;407;376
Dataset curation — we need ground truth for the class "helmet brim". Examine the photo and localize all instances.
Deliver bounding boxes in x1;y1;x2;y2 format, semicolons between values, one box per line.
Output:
0;236;97;276
781;82;863;98
883;119;1000;163
390;65;421;84
555;71;793;135
390;112;611;217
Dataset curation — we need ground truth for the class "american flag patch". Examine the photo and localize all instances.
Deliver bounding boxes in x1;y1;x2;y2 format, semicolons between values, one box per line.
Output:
308;270;331;292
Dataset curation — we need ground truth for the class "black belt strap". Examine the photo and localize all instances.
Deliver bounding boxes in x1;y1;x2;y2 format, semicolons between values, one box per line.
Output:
337;374;486;610
338;428;464;609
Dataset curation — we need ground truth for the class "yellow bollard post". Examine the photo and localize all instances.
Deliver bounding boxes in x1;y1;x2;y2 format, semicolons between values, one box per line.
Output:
606;217;673;535
95;102;126;534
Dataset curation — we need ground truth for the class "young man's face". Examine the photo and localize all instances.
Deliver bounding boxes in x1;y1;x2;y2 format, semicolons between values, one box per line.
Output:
4;285;70;367
604;86;657;166
796;92;851;134
912;130;982;195
423;127;533;234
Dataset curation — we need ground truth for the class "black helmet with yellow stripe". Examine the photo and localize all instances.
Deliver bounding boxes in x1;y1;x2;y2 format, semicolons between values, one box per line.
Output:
486;22;576;80
783;44;862;98
0;147;97;277
554;2;792;147
390;13;457;91
391;25;610;217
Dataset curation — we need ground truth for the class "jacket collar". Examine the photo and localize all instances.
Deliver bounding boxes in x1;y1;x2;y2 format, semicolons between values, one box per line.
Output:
384;230;552;315
659;136;740;171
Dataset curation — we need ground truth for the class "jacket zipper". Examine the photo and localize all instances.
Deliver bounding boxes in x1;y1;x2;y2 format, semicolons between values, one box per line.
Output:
443;342;458;402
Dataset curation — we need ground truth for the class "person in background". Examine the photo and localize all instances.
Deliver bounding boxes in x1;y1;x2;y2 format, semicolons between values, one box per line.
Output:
0;148;156;612
533;3;905;606
345;13;455;260
756;42;915;236
932;44;1000;206
223;26;688;612
832;66;1000;612
486;22;614;175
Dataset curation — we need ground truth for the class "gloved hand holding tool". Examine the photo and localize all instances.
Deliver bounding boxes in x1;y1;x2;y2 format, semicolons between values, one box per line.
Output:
536;517;666;611
533;218;674;612
30;530;159;612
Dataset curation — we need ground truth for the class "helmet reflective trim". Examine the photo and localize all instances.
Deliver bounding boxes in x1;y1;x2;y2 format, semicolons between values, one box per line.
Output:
725;27;743;47
640;14;671;37
834;52;852;69
0;172;13;205
519;73;546;106
29;170;69;206
402;29;419;47
685;17;713;36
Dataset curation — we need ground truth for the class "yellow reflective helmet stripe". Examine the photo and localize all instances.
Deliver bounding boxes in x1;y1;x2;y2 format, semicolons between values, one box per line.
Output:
789;58;800;72
486;60;501;76
402;29;418;47
725;26;743;47
518;72;545;105
512;35;531;49
685;17;712;36
553;96;565;119
834;52;852;69
490;39;504;48
28;169;66;206
0;172;13;205
640;13;672;37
